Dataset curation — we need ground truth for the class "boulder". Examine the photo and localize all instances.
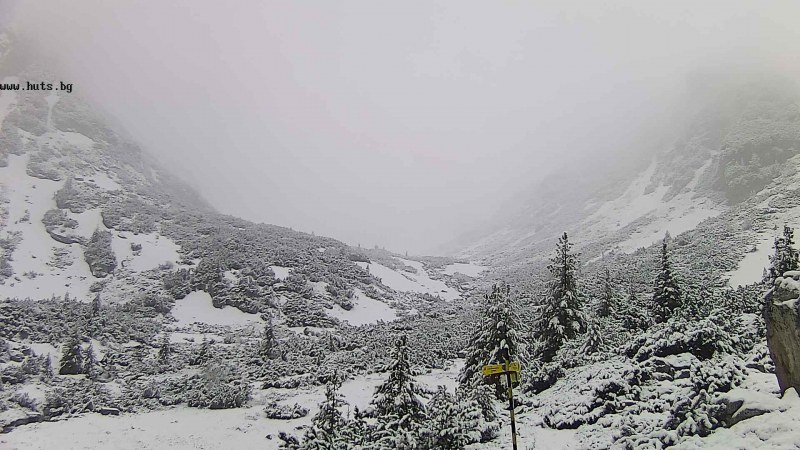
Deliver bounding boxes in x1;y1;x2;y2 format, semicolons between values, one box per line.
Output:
715;388;785;427
1;409;43;433
765;273;800;394
99;407;120;416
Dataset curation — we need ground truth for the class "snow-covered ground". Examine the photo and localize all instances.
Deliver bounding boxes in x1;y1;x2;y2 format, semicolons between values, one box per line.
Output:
111;231;181;272
357;258;462;301
326;288;397;326
443;262;486;278
584;158;722;253
270;265;291;280
171;290;263;328
0;359;580;450
0;154;98;301
726;205;800;288
674;388;800;450
0;76;18;127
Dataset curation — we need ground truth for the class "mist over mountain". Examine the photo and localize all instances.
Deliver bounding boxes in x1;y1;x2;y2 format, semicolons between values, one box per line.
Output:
3;2;800;449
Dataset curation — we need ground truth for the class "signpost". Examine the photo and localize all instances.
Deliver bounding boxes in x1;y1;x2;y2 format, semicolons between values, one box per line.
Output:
482;360;521;450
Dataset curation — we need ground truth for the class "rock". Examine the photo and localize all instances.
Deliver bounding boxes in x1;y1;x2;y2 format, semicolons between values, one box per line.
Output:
715;389;785;427
644;357;674;378
99;407;120;416
765;273;800;394
46;230;84;245
1;410;43;433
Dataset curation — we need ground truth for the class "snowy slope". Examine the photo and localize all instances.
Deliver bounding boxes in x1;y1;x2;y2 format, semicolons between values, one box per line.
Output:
0;154;99;301
356;258;462;301
586;157;722;252
326;288;397;326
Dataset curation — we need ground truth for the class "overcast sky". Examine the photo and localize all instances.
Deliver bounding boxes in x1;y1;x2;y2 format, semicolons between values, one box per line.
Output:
9;1;800;254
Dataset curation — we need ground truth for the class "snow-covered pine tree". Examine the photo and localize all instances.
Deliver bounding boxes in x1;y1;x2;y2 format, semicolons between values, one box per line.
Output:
768;224;799;281
458;282;522;399
581;317;605;355
421;386;476;449
158;333;172;363
652;237;682;323
91;294;102;317
597;268;615;318
259;316;278;360
59;334;83;375
302;373;348;449
43;354;54;379
340;406;368;448
189;336;212;366
84;342;98;379
369;335;426;449
537;232;585;363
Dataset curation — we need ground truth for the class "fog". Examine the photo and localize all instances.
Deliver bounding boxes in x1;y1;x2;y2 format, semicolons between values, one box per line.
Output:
8;0;800;254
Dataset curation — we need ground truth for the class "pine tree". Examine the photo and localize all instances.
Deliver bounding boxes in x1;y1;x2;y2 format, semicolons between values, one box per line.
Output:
190;336;212;366
43;354;54;379
620;284;650;331
768;224;800;281
581;317;605;355
421;386;475;449
458;283;522;399
158;333;172;363
259;317;278;360
597;268;615;317
84;342;98;379
455;384;498;443
653;238;682;323
340;406;368;448
537;232;585;362
59;334;83;375
302;373;348;449
91;294;102;317
369;335;426;449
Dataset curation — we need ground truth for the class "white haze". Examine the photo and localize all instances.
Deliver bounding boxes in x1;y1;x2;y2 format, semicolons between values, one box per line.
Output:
8;0;800;254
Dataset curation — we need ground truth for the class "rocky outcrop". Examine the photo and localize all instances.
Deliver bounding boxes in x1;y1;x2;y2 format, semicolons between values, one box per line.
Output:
765;271;800;395
715;389;786;427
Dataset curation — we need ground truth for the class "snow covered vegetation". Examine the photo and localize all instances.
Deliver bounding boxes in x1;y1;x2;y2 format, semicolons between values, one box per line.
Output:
3;27;800;450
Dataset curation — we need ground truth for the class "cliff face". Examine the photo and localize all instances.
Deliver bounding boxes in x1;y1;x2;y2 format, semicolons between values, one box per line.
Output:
765;271;800;395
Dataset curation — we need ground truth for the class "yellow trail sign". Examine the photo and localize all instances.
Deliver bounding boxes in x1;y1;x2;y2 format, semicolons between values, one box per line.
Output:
482;363;505;376
481;361;521;377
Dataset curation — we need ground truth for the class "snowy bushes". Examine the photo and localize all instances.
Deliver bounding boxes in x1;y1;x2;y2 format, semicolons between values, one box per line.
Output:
42;380;116;418
612;356;747;448
143;364;251;410
541;359;647;429
624;310;744;362
84;229;116;278
264;402;309;420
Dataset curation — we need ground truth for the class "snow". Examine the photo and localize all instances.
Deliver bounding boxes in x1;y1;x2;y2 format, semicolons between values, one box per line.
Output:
726;205;800;288
326;289;398;326
111;231;181;272
365;258;462;301
0;154;98;301
0;76;18;128
45;92;58;128
223;270;239;283
443;262;487;277
171;290;262;328
0;403;287;450
84;172;121;191
585;158;722;253
727;235;774;288
270;265;291;280
67;208;104;239
674;388;800;450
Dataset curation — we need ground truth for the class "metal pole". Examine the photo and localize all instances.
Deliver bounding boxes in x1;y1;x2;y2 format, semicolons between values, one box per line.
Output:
506;364;518;450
